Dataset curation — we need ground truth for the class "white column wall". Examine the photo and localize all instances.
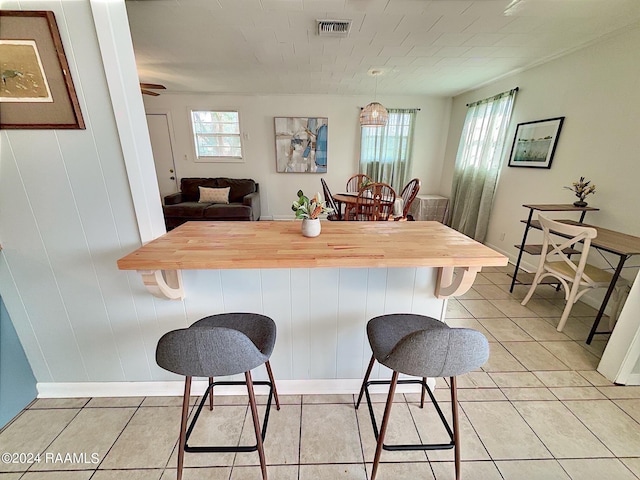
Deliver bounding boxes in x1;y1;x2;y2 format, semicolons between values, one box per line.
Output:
1;0;144;383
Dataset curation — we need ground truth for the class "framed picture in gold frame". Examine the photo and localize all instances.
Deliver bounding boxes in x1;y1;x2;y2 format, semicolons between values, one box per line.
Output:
0;10;85;129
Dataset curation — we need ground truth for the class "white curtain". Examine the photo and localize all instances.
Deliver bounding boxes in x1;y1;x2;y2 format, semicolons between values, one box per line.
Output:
448;89;518;242
359;109;417;192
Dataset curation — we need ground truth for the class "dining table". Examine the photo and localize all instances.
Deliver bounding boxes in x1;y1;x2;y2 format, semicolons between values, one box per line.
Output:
332;192;404;220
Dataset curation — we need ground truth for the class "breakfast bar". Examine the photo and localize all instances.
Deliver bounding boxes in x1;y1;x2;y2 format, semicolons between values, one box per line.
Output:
117;221;507;298
117;221;507;388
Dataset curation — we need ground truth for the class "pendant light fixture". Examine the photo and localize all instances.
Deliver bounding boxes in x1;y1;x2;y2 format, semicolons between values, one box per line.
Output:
360;70;388;127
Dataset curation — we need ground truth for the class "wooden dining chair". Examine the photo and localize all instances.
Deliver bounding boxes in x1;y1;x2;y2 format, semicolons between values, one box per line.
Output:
353;182;396;221
320;178;341;220
346;173;372;193
521;214;627;332
398;178;421;220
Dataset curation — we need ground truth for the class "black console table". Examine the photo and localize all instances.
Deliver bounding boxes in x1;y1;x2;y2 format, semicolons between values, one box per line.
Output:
509;204;599;293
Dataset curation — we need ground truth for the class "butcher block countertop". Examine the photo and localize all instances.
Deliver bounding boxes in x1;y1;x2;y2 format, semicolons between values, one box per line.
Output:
117;221;507;271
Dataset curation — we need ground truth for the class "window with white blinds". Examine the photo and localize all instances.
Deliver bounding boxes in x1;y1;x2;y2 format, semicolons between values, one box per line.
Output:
190;110;243;162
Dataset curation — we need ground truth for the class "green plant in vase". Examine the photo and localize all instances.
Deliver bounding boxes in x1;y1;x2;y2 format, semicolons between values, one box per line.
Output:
291;190;333;219
292;190;333;237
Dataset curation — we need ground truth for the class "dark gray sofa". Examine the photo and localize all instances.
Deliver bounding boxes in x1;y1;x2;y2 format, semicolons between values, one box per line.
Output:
163;177;260;230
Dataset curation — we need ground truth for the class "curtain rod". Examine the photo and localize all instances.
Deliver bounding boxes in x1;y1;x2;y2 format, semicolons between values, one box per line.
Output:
466;87;519;107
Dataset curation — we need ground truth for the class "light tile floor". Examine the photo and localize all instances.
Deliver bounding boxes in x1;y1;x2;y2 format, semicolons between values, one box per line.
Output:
2;266;640;479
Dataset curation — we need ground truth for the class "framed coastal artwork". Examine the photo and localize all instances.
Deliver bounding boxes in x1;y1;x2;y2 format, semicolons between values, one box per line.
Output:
274;117;328;173
0;10;85;129
507;117;564;168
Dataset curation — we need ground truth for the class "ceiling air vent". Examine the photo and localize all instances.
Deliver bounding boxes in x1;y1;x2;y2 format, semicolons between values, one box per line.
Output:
317;19;351;37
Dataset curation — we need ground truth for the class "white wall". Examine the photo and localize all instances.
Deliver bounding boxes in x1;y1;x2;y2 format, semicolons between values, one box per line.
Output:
0;0;163;384
440;25;640;379
442;26;640;263
144;93;451;218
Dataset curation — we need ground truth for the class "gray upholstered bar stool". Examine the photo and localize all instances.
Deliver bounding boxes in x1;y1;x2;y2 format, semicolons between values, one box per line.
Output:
356;314;489;480
156;313;280;480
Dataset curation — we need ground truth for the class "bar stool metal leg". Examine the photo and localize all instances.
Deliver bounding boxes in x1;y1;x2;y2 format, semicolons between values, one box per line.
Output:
245;371;268;480
420;377;427;408
177;376;191;480
356;355;375;409
450;376;461;480
265;361;281;410
371;371;399;480
208;377;214;411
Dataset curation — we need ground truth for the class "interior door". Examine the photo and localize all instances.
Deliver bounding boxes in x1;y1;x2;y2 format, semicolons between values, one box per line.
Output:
146;113;178;202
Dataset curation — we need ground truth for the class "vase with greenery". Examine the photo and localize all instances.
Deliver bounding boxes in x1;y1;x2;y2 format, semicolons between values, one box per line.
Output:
291;190;333;237
564;176;596;207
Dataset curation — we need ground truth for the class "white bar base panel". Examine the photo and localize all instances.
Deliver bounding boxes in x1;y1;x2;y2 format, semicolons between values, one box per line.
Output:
36;378;437;398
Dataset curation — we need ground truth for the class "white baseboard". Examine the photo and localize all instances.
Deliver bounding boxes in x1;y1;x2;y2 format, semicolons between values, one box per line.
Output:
36;378;436;398
624;374;640;385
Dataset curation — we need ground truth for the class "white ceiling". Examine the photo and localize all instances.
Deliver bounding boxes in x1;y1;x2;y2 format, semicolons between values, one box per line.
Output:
125;0;640;97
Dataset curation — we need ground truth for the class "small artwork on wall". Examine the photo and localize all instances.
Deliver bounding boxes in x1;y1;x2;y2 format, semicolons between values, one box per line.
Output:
0;40;52;102
274;117;328;173
0;10;85;129
508;117;564;168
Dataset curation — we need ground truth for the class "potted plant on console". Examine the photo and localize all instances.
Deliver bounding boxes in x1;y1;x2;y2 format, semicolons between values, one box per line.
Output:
565;176;596;207
292;190;333;237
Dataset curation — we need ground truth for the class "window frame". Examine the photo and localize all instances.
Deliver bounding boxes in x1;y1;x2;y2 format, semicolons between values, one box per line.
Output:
359;111;414;165
358;109;416;191
189;108;245;163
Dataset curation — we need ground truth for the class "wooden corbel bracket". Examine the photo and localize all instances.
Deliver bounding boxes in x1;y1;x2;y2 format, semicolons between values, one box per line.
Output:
436;266;481;299
138;269;184;300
